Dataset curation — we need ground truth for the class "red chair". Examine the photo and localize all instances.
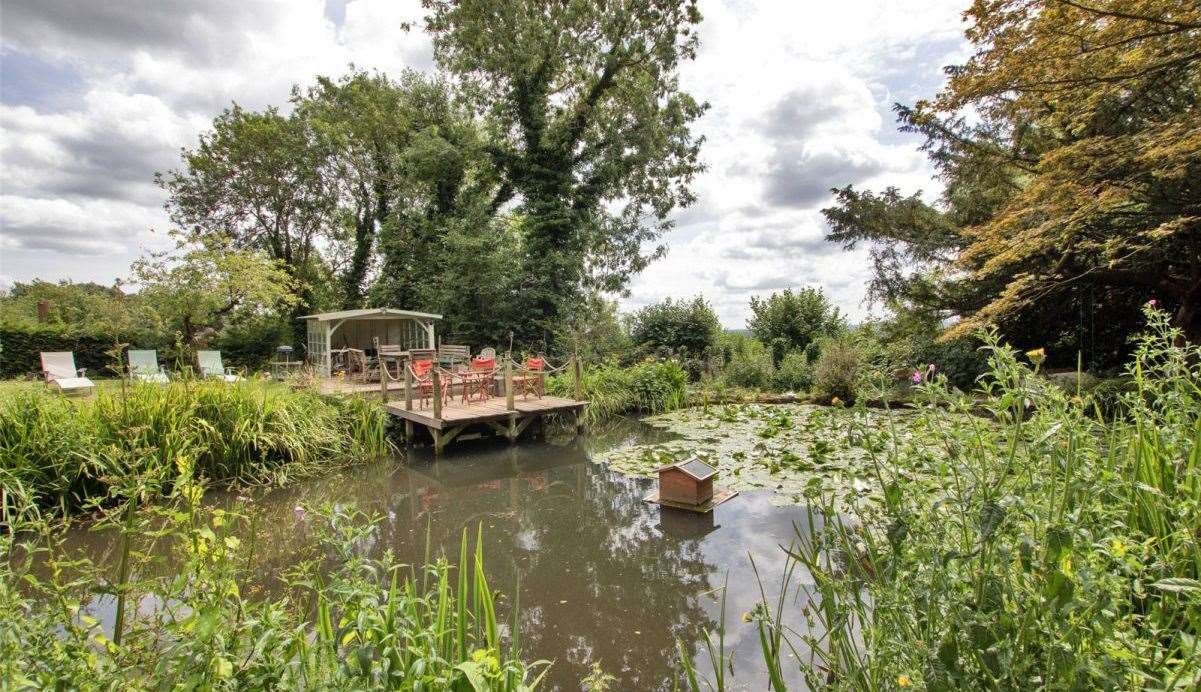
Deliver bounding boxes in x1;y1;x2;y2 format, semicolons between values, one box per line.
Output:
515;356;545;399
410;359;442;409
464;357;496;402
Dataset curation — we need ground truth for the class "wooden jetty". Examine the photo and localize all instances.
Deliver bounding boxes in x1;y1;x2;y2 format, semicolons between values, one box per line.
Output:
378;361;588;454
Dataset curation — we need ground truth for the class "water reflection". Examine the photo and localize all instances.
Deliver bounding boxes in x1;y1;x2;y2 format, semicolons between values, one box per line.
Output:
60;419;828;690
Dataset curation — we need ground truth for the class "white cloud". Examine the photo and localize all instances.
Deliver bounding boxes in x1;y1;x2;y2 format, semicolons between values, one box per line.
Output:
0;0;968;325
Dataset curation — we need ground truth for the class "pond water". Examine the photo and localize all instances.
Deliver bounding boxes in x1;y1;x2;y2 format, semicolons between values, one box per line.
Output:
61;418;833;690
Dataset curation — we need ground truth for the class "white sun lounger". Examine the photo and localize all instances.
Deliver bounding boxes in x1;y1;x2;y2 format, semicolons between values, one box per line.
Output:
40;351;95;394
197;350;241;382
128;349;169;384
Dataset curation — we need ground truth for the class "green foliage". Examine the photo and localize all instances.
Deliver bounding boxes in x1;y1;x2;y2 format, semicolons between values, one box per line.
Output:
747;287;843;364
812;340;861;403
772;351;813;393
0;280;161;334
736;310;1201;689
0;323;167;380
214;313;292;370
627;296;721;378
425;0;708;342
720;337;774;390
853;304;988;391
131;231;298;345
548;360;687;426
0;380;389;513
0;473;545;688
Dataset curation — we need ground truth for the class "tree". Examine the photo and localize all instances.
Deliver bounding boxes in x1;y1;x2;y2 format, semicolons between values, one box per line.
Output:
0;280;160;335
158;104;336;344
424;0;708;343
823;0;1201;357
627;296;720;373
131;231;297;345
747;287;844;365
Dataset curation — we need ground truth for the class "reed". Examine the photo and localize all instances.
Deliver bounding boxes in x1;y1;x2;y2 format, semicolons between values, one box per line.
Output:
548;359;687;426
0;379;392;513
0;465;548;689
729;308;1201;690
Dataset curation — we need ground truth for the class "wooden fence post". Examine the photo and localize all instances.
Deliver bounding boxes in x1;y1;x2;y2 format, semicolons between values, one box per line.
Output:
505;360;515;411
404;362;413;411
573;354;583;401
431;369;443;421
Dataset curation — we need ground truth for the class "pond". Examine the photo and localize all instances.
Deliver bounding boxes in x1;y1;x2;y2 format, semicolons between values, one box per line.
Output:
59;417;836;690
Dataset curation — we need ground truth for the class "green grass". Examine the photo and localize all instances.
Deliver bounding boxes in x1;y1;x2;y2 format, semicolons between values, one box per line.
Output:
0;377;390;514
547;359;688;426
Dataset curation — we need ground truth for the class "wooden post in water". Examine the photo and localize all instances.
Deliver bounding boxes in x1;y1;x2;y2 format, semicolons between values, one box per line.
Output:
404;362;413;411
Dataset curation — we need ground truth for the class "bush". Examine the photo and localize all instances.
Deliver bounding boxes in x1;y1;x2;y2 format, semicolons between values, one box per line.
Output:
0;323;170;379
719;335;774;389
215;313;292;370
772;350;813;392
626;296;721;377
812;339;860;402
548;359;687;425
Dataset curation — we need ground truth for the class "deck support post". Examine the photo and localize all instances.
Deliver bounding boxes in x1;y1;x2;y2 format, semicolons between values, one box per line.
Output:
404;420;414;444
432;428;442;455
573;354;583;401
574;407;584;435
404;363;413;411
431;370;442;421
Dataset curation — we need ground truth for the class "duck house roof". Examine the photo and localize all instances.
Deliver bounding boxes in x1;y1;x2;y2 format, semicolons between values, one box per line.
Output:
657;457;717;481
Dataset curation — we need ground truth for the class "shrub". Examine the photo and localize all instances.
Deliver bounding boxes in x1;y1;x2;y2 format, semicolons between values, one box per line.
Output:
772;350;813;392
812;339;860;402
723;349;773;389
548;359;687;425
747;287;844;365
627;296;721;376
0;323;170;379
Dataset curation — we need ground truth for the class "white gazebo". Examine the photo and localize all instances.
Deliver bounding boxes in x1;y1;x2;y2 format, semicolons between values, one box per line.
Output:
301;308;442;377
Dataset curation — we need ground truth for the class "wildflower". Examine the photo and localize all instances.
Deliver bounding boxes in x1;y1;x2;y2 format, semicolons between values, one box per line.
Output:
1148;298;1158;307
830;396;842;407
293;505;307;521
1025;347;1046;365
897;674;911;687
911;370;923;384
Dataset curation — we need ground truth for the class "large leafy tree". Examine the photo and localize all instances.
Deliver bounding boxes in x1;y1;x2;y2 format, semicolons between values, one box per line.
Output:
747;287;844;365
424;0;708;343
158;105;335;343
824;0;1201;358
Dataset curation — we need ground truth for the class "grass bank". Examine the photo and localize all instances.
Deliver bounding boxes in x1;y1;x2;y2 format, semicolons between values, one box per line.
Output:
0;379;390;514
678;310;1200;690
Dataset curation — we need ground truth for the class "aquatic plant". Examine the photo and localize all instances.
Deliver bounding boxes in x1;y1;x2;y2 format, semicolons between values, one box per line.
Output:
0;379;391;513
736;310;1201;689
0;465;547;689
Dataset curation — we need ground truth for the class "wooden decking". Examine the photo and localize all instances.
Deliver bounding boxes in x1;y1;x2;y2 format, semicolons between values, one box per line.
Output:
386;394;587;453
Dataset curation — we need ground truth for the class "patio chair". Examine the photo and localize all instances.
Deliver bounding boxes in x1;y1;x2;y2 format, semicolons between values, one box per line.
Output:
461;356;496;403
347;348;379;384
478;347;496;360
197;350;241;382
40;351;94;394
128;349;169;384
438;344;470;369
514;355;546;399
409;359;449;410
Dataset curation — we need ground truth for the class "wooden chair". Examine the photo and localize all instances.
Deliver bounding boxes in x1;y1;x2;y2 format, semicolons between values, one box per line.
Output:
348;348;378;384
410;359;451;409
462;356;496;403
514;355;545;399
438;344;470;369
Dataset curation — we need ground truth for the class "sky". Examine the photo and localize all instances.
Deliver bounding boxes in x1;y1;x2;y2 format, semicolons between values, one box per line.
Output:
0;0;971;328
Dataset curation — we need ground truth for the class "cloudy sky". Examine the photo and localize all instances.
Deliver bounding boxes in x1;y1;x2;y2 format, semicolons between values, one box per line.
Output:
0;0;970;327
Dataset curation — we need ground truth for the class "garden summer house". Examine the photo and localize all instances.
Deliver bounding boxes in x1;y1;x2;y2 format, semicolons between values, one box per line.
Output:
302;307;442;378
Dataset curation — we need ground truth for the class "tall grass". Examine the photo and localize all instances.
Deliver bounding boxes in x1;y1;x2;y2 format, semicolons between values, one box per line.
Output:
686;308;1200;690
0;464;547;688
548;359;687;426
0;379;390;513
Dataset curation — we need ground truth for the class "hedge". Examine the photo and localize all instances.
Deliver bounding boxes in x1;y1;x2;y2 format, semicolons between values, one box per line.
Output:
0;324;172;379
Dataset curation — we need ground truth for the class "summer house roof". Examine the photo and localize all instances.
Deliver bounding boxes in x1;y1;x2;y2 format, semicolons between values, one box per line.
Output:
657;457;717;481
299;308;443;322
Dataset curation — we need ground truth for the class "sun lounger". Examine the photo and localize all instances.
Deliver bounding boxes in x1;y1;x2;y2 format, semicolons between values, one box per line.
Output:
40;351;95;394
197;350;242;382
128;349;169;384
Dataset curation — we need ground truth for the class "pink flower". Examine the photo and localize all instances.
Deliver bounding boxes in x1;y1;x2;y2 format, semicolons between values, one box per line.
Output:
911;371;923;384
1148;299;1158;307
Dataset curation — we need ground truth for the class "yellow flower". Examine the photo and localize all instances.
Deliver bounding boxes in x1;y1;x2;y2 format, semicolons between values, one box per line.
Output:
897;674;911;687
830;396;842;407
1025;347;1046;365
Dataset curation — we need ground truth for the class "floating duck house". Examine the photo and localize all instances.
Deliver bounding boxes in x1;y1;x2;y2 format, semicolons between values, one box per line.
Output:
657;457;717;507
